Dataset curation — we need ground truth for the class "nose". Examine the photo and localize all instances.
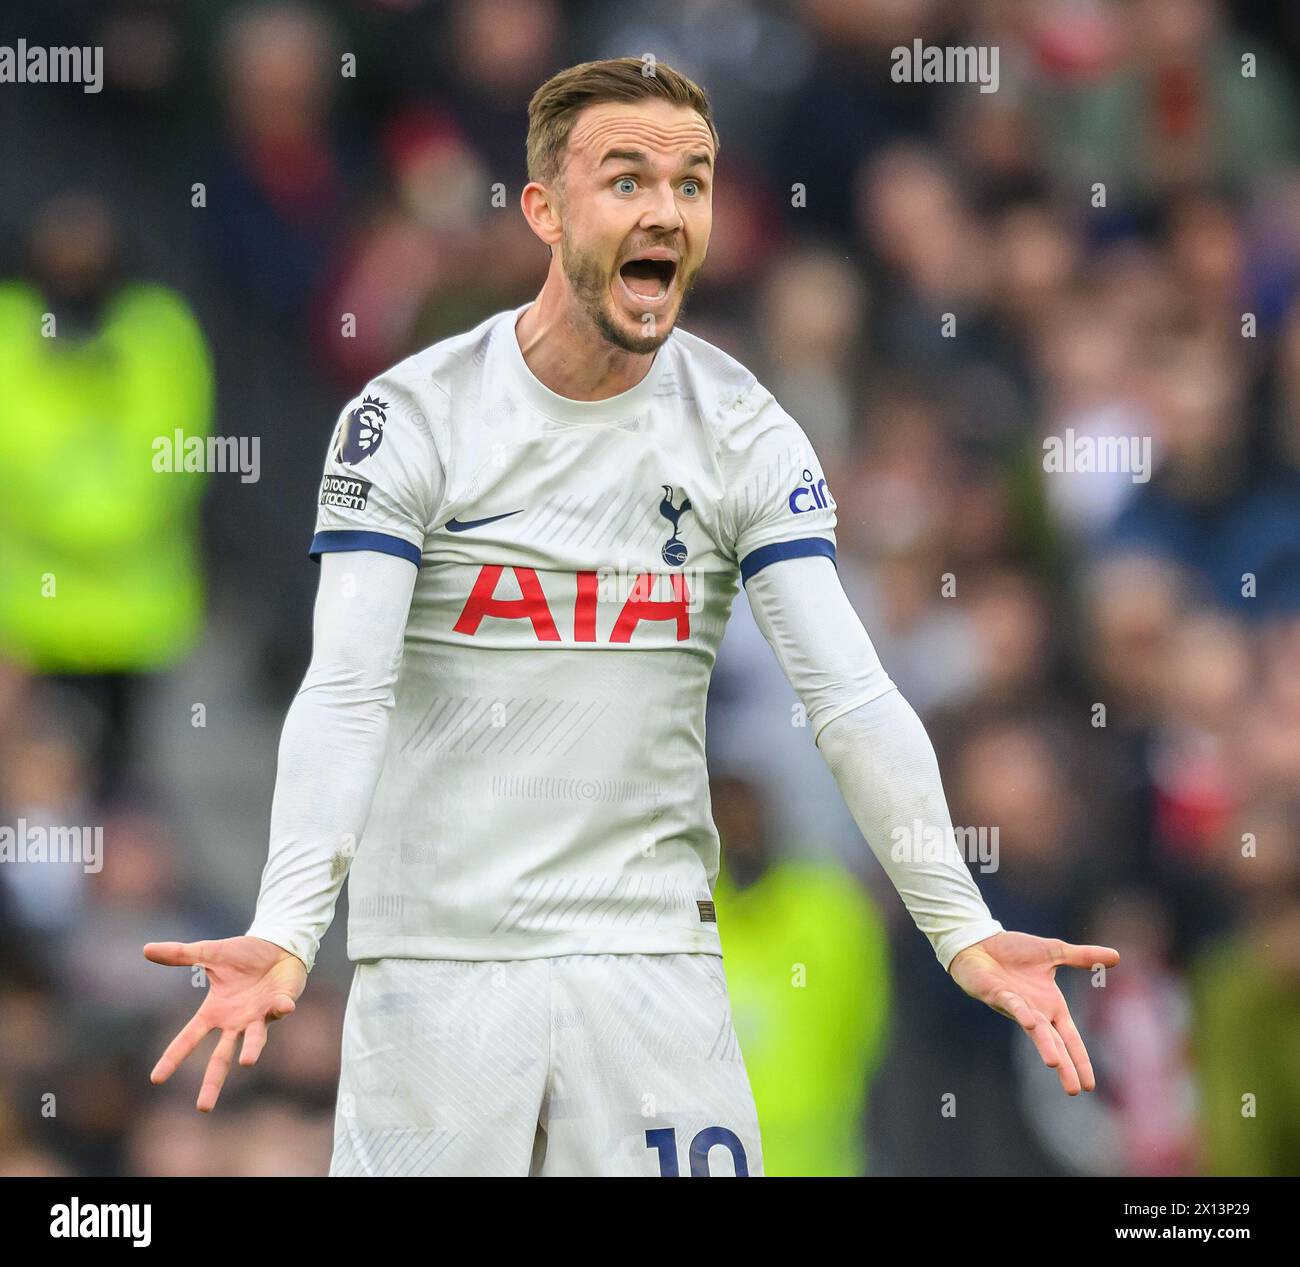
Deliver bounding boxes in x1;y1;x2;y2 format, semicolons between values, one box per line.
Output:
640;179;684;235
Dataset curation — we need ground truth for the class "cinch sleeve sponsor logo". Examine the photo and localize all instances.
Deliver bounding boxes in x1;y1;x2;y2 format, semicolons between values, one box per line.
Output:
787;467;835;513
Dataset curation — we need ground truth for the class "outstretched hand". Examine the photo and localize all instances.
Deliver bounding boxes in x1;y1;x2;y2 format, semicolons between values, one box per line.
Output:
143;936;307;1112
949;931;1120;1096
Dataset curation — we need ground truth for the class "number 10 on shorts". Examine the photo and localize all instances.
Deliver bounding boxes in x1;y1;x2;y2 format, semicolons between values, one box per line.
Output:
645;1127;750;1176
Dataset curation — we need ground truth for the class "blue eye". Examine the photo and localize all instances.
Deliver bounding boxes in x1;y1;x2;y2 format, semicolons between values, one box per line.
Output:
615;177;637;194
682;181;700;198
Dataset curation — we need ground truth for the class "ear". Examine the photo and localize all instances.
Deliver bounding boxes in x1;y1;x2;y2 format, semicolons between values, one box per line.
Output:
520;179;563;250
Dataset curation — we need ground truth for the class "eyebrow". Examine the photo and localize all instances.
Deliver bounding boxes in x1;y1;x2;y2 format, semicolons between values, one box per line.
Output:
598;148;713;172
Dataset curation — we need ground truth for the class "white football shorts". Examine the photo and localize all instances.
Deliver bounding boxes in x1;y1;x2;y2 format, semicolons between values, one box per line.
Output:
329;953;764;1176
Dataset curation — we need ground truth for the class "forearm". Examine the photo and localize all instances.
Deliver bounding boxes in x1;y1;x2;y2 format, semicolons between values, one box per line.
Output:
246;550;415;972
245;668;394;972
743;555;1001;971
815;689;1003;971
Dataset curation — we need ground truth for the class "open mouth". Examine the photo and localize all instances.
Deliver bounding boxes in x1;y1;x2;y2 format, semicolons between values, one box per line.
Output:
618;256;677;304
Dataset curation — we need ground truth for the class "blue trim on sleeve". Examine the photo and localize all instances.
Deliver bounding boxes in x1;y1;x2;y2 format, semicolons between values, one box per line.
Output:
309;530;423;567
739;536;836;583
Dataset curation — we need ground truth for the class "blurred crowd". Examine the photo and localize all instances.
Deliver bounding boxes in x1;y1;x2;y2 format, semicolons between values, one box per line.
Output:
2;0;1299;1176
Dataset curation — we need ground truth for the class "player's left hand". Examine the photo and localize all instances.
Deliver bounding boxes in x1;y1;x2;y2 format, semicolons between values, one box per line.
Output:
143;936;307;1112
948;931;1120;1096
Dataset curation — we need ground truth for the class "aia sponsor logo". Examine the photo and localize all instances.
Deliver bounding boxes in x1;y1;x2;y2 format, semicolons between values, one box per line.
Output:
452;566;694;644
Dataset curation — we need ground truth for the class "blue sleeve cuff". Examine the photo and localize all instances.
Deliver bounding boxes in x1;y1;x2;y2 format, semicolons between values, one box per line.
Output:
309;530;423;567
739;536;836;583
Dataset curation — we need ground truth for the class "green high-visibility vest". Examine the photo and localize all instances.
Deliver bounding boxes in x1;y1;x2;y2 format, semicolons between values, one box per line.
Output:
716;858;891;1176
0;281;213;671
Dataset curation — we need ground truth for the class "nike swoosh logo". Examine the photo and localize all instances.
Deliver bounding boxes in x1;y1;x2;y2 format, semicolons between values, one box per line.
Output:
444;510;525;533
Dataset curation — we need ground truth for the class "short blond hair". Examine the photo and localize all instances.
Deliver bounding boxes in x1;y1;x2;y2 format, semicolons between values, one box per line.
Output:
526;56;719;192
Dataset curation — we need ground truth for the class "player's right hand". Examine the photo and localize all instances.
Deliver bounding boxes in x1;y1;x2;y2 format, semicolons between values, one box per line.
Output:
143;936;308;1112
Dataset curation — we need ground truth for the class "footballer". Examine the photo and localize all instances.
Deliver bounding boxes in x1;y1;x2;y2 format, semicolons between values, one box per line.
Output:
145;57;1119;1177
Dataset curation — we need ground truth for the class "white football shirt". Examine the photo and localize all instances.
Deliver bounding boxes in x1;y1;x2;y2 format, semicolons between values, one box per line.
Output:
310;302;838;960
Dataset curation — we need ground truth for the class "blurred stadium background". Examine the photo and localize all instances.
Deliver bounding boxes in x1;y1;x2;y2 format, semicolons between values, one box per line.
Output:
2;0;1300;1177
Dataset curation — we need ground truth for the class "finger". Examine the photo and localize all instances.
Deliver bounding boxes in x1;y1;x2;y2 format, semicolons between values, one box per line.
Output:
1049;1023;1082;1095
993;990;1058;1062
239;1019;268;1067
1055;942;1120;971
989;988;1035;1028
143;941;211;968
151;1013;212;1085
1054;1006;1097;1092
1001;993;1061;1070
197;1030;239;1113
268;995;297;1021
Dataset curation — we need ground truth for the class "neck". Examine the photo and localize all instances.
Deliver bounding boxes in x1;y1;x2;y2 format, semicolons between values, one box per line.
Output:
515;279;658;402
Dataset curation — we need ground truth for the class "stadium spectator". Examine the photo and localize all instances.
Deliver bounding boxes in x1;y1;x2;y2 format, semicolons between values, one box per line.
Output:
711;775;890;1176
0;192;213;794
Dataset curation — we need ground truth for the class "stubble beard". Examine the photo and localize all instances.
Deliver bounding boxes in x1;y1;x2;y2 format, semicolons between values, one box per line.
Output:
560;222;697;356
